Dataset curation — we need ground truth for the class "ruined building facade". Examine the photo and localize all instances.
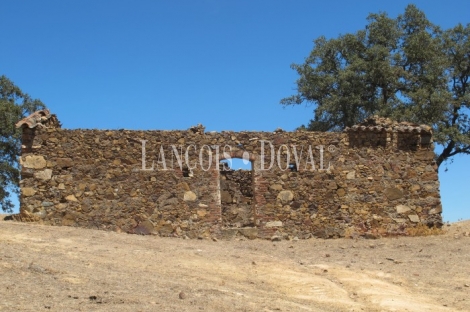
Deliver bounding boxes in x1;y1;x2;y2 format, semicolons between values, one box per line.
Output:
14;110;442;239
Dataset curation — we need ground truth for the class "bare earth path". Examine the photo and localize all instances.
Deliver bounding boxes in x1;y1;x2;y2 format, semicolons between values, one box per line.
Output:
1;217;469;311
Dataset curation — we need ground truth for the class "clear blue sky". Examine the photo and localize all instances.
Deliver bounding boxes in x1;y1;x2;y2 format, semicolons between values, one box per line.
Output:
1;0;469;222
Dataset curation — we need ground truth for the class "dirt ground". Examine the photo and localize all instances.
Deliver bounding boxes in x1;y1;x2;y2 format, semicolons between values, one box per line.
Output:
0;217;469;312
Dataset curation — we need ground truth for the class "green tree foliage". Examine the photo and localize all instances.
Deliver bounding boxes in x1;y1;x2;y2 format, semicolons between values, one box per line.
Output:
0;75;45;212
281;5;470;168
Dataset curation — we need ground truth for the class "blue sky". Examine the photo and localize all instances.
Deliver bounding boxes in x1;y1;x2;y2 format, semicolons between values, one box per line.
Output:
1;0;469;221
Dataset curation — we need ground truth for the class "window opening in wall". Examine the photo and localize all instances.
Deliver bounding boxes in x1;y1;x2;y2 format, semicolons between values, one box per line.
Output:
219;158;254;228
223;158;251;171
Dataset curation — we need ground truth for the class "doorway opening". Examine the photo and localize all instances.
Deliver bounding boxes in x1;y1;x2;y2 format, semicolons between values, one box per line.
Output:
219;157;254;228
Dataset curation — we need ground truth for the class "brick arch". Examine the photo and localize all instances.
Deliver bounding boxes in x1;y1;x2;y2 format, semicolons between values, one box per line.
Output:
219;150;258;162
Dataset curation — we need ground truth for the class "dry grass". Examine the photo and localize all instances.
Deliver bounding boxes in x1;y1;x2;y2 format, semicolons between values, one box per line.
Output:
405;223;445;236
1;217;469;311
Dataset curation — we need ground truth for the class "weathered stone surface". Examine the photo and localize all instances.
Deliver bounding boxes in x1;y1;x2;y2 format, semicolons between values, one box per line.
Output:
197;209;207;217
327;182;337;189
384;188;404;200
56;158;73;168
16;112;443;239
22;187;36;197
177;182;190;191
220;191;232;204
218;229;237;240
415;150;435;161
271;235;282;242
134;220;155;235
238;228;258;239
33;210;47;218
429;205;442;214
183;191;197;202
22;155;46;169
396;205;411;214
408;214;420;223
313;227;344;239
265;221;283;227
34;169;52;181
55;203;67;209
393;218;407;223
277;191;293;204
62;218;75;226
65;195;78;202
156;223;173;235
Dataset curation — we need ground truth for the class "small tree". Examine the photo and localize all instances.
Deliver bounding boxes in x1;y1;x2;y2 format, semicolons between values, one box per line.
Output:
281;5;470;169
0;75;45;212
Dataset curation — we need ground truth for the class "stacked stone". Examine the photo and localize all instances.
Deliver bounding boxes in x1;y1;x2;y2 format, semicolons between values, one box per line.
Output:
345;115;433;151
15;111;442;240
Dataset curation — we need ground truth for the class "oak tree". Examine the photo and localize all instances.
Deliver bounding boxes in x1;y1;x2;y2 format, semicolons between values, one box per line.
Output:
281;5;470;169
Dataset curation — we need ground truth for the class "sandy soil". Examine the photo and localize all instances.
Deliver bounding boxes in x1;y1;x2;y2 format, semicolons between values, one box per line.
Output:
1;217;469;312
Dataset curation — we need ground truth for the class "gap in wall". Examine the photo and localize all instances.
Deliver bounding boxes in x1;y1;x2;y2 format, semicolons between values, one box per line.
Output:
219;158;254;228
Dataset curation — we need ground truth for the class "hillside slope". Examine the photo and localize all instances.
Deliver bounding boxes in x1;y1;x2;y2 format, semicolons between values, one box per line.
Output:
1;218;469;311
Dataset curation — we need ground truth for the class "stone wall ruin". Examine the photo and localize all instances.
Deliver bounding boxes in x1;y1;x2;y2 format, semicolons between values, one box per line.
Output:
14;110;443;239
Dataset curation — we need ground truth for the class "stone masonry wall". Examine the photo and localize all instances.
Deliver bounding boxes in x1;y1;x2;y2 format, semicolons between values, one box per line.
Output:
15;111;443;239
